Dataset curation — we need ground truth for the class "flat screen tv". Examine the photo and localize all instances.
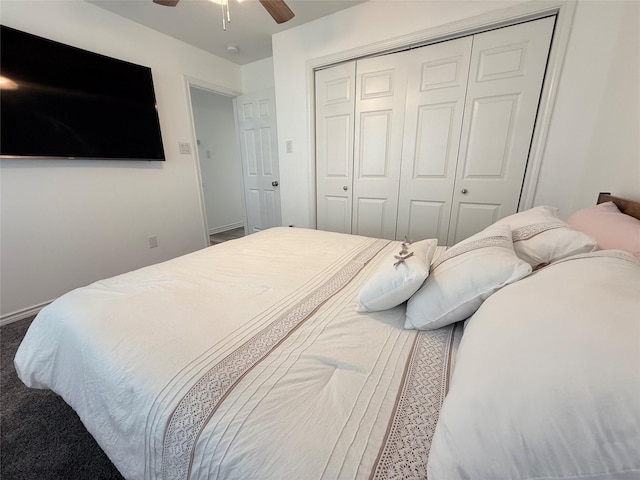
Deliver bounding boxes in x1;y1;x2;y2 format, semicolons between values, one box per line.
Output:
0;25;165;161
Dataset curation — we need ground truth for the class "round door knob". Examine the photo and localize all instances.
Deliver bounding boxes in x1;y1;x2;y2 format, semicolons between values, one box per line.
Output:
272;181;279;187
461;188;468;194
343;185;348;191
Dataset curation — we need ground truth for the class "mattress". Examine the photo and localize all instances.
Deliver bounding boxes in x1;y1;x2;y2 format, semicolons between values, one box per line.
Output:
14;227;456;480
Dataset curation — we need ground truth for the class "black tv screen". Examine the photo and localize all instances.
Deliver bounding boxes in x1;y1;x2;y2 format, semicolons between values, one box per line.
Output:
0;25;165;161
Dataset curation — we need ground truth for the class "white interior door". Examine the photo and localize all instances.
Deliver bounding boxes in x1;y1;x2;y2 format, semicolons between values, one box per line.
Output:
315;62;356;234
236;87;282;234
447;17;555;244
396;36;473;244
352;52;409;240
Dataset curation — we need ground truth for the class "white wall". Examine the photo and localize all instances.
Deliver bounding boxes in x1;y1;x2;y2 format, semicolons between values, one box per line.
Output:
0;1;242;319
190;87;245;233
241;57;275;92
533;0;640;214
272;0;640;227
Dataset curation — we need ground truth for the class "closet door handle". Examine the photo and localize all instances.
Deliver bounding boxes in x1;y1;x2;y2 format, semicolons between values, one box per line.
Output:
272;181;279;187
343;186;349;191
461;188;468;194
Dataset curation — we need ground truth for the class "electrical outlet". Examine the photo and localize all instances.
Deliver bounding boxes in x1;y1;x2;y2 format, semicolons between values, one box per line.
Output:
178;142;191;154
147;235;158;248
285;140;293;153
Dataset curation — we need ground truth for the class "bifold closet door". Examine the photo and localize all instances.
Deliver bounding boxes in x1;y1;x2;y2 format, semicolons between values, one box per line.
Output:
316;53;409;239
447;17;555;244
316;16;554;243
315;62;356;234
395;36;473;244
351;52;410;240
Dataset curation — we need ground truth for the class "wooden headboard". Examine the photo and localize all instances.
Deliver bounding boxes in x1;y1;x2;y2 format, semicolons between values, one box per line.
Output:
597;192;640;220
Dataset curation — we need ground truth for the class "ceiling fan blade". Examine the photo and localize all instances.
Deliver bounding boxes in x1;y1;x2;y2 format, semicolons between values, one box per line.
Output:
259;0;295;24
153;0;179;6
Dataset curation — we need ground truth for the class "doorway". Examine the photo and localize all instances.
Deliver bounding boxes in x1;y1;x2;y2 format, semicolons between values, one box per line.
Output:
188;84;246;245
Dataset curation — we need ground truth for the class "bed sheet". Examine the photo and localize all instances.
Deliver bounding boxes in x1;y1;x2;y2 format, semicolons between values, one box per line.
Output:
15;227;453;480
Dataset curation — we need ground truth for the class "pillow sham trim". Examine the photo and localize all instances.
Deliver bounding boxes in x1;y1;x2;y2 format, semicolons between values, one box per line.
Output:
431;235;512;271
511;221;566;242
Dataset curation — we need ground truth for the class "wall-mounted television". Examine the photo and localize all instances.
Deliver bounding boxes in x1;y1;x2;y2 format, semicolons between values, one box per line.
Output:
0;25;165;161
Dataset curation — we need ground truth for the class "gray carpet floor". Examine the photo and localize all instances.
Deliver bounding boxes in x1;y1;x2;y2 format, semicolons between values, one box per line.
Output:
1;316;124;479
209;227;245;245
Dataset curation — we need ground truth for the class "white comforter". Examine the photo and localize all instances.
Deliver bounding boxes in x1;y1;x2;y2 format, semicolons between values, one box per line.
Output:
15;227;452;480
428;249;640;479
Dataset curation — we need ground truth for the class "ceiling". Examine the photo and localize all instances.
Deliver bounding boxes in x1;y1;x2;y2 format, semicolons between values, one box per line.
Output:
86;0;368;65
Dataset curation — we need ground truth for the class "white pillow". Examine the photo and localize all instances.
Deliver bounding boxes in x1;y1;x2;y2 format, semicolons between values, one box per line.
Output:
356;238;437;312
427;250;640;479
404;225;531;330
493;205;597;267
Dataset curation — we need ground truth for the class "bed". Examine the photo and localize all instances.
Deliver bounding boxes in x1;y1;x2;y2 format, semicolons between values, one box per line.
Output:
14;194;640;480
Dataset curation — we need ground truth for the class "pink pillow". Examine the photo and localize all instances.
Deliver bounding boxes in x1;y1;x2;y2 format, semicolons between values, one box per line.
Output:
567;201;640;260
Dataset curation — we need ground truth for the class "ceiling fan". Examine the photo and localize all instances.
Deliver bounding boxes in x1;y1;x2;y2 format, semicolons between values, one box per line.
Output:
153;0;295;25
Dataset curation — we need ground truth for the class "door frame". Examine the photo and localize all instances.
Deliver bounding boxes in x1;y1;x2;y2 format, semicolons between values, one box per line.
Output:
306;0;577;229
184;75;245;247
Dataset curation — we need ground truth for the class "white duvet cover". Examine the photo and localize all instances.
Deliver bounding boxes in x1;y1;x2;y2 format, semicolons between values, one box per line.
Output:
15;228;454;480
428;249;640;479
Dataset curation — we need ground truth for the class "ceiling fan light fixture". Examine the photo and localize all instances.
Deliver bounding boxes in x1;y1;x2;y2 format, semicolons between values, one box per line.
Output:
258;0;294;24
207;0;231;30
153;0;294;28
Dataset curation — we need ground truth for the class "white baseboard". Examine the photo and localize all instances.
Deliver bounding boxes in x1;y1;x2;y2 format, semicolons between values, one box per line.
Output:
208;222;244;235
0;300;52;327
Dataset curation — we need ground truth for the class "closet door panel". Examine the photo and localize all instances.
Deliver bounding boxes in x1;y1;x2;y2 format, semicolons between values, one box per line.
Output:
359;111;391;176
325;115;351;176
450;202;501;243
406;200;448;241
324;196;351;233
396;37;473;244
463;94;519;176
414;104;456;176
352;53;409;240
315;63;356;233
355;198;386;238
448;17;555;244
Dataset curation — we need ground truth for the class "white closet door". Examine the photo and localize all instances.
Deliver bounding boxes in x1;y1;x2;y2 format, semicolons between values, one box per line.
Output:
396;36;473;244
447;16;555;244
352;52;409;240
236;88;282;234
315;63;356;234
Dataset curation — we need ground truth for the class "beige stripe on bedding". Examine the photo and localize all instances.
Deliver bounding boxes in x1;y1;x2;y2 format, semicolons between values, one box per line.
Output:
370;324;457;480
161;238;390;480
